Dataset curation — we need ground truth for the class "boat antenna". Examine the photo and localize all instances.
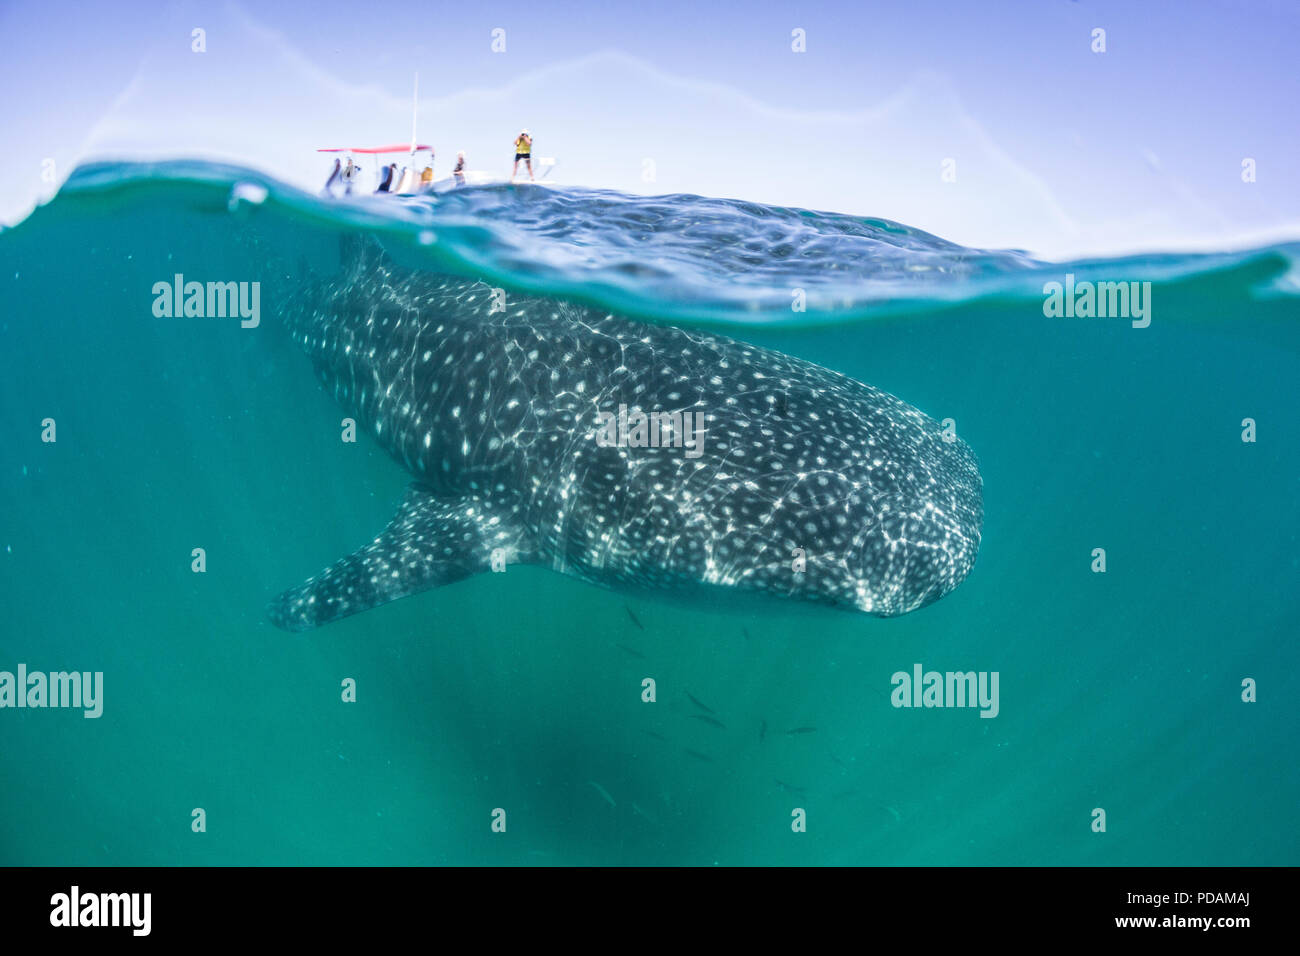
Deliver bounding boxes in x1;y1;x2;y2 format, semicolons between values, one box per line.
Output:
410;72;419;156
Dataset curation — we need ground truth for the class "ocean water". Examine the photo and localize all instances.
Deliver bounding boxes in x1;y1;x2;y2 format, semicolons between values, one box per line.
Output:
1;161;1296;866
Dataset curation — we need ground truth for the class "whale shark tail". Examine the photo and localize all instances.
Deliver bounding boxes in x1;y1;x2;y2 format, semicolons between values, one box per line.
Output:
268;483;534;632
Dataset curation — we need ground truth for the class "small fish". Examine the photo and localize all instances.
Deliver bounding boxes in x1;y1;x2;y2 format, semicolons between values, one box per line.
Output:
773;779;807;794
829;754;846;768
683;749;713;762
615;643;645;659
643;730;668;741
785;727;818;735
625;605;644;631
742;627;752;640
587;780;616;808
759;719;767;743
690;714;727;729
886;805;901;822
685;692;715;714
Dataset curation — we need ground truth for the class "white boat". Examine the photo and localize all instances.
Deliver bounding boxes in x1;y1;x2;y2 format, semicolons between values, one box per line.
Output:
317;74;558;194
317;74;436;194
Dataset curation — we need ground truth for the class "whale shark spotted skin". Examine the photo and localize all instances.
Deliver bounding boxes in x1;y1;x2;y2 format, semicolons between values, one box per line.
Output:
268;245;982;631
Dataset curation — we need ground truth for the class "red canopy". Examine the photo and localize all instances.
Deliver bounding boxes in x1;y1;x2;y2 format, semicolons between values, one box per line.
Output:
317;144;433;154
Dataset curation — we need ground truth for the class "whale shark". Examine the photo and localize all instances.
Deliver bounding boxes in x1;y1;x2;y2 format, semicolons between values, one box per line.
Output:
268;240;982;631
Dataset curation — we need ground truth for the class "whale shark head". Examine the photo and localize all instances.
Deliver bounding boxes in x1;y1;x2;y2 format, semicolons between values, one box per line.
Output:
846;419;983;616
846;484;982;616
741;389;983;619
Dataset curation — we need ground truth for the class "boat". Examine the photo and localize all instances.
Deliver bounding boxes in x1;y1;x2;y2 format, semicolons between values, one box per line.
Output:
316;74;558;193
316;74;439;194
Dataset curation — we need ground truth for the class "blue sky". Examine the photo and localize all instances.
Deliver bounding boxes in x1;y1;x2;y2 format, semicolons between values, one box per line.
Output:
3;0;1297;258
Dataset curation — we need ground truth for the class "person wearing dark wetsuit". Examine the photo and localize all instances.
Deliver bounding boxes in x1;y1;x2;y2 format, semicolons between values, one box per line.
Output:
322;158;341;196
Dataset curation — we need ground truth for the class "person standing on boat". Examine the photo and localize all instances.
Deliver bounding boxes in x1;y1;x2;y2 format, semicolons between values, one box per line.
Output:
341;157;358;195
322;158;342;196
376;163;396;193
512;130;534;182
454;151;467;187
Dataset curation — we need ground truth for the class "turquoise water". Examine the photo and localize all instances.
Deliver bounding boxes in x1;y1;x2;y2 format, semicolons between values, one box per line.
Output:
1;161;1296;865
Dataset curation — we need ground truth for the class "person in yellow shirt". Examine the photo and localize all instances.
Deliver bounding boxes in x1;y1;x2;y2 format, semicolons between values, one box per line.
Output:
512;129;534;182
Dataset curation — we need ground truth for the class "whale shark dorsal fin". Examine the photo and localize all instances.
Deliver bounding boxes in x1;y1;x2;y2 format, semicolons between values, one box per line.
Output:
268;484;530;632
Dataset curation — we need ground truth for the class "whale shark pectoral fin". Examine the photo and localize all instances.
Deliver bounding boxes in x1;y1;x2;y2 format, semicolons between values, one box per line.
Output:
268;484;527;632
